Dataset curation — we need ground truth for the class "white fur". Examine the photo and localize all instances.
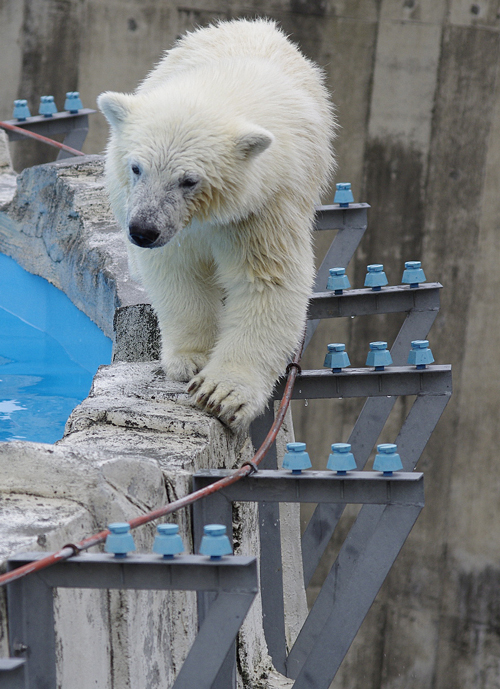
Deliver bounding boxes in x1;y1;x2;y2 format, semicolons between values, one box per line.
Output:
98;19;336;430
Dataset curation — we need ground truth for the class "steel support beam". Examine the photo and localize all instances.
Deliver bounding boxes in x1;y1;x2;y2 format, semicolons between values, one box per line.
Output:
249;404;287;673
193;470;424;506
288;502;423;687
274;365;451;401
307;283;441;321
7;553;258;689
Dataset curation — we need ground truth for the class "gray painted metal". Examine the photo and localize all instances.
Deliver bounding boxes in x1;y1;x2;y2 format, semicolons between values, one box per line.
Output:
300;302;449;585
0;659;26;689
192;470;424;688
172;589;256;689
193;470;424;506
301;275;444;585
6;553;257;689
7;557;56;689
307;283;441;321
3;110;95;159
307;204;369;348
249;405;287;673
191;483;236;688
8;553;257;591
288;503;423;687
274;365;451;401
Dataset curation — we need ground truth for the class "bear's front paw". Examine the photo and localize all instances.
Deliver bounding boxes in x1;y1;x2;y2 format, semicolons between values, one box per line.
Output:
187;371;268;431
163;352;209;382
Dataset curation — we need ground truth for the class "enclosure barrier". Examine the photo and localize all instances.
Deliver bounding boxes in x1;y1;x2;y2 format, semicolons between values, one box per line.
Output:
1;197;451;688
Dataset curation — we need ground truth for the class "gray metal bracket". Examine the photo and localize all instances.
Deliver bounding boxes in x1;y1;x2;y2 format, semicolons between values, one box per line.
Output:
307;203;369;348
6;552;258;689
193;470;424;689
3;109;96;159
0;658;26;689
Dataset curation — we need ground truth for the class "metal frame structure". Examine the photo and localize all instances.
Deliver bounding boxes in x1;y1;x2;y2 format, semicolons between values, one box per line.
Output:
4;553;258;689
221;202;450;686
1;201;451;688
3;109;95;159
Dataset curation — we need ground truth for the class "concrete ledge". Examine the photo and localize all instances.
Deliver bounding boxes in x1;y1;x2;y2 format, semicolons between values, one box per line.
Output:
0;137;304;688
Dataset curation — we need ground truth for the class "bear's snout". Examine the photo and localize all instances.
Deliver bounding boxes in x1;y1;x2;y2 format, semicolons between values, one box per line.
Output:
129;220;161;248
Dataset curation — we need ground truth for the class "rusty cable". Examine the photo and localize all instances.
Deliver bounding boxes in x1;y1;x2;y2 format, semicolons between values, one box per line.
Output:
0;339;303;587
0;120;86;157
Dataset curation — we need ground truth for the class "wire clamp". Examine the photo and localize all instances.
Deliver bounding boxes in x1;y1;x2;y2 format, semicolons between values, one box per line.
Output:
286;361;302;375
61;543;82;557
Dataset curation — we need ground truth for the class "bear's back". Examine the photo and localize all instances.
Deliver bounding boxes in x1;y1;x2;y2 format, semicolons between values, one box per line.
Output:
137;19;327;110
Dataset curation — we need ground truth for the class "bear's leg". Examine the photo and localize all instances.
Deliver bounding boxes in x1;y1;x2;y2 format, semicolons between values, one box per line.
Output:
188;277;308;430
141;250;222;382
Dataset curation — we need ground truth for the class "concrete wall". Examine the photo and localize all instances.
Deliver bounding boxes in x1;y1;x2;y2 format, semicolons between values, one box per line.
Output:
1;2;500;687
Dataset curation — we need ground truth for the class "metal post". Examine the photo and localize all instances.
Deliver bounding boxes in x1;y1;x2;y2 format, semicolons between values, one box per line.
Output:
7;566;57;689
250;404;287;674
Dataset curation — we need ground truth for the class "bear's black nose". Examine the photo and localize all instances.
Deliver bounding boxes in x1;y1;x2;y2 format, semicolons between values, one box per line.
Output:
129;221;161;248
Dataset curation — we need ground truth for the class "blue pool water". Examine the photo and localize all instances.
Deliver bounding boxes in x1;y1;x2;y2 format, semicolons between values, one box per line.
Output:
0;254;112;443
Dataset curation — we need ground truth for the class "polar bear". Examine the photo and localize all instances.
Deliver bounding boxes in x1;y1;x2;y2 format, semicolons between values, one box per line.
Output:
98;18;335;430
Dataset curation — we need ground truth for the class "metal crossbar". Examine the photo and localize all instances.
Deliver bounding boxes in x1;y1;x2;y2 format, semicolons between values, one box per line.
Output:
2;109;95;159
6;553;258;689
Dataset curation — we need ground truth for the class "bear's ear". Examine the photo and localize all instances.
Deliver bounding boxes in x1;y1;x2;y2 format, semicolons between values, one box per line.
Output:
235;127;274;159
97;91;134;130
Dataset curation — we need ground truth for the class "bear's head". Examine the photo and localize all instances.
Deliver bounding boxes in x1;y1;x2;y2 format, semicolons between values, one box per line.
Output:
98;90;275;249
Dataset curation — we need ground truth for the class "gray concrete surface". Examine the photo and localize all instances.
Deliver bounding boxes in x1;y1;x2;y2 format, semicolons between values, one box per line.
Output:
1;2;500;687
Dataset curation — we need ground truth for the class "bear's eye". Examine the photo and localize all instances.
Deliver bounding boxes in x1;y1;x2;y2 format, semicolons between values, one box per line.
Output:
131;164;141;176
179;175;199;190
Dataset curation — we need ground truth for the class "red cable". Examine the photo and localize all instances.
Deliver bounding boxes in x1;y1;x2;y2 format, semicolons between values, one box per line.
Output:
0;347;302;587
0;120;86;157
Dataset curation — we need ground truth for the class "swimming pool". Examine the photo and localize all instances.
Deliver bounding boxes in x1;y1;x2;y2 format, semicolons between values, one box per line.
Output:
0;253;112;443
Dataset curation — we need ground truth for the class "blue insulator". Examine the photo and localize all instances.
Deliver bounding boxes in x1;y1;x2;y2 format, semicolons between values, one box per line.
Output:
407;340;434;369
373;443;403;475
153;523;184;558
64;91;83;113
323;343;350;373
364;264;388;291
199;524;232;559
327;443;357;474
105;522;136;558
334;182;354;207
13;99;31;121
282;441;312;474
366;341;393;371
402;261;426;288
326;267;350;294
38;95;57;117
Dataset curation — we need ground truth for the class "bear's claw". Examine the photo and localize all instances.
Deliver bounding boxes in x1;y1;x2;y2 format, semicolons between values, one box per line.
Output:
188;371;265;431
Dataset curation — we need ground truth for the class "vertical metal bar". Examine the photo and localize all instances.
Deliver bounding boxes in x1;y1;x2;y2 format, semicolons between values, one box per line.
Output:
250;405;287;673
288;502;423;687
172;591;257;689
192;482;235;689
7;568;56;689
